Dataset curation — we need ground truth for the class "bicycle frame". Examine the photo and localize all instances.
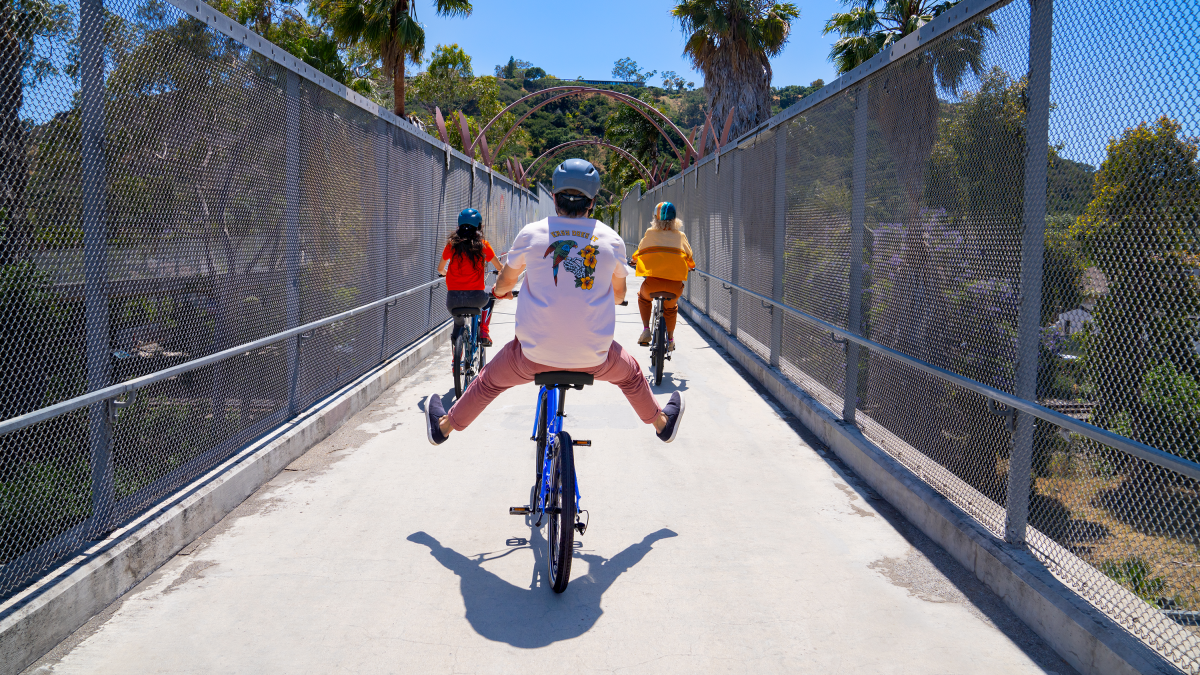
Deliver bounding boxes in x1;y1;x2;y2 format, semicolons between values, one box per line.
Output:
530;386;581;520
463;313;480;368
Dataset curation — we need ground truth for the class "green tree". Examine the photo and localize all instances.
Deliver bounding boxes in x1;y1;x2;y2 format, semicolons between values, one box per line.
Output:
771;80;822;114
672;0;798;146
427;42;470;77
1072;117;1200;459
318;0;471;117
612;57;655;83
604;91;672;194
410;46;528;168
521;66;545;89
495;55;531;79
0;0;72;263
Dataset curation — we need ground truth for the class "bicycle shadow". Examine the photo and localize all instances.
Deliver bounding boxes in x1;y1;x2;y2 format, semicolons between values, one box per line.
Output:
406;528;677;648
650;374;689;395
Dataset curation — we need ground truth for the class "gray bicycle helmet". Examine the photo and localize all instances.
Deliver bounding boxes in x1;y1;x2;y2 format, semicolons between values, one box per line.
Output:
551;158;601;199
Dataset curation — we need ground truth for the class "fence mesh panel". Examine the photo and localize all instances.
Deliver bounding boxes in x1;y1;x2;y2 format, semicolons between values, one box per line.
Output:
626;0;1200;669
0;0;544;601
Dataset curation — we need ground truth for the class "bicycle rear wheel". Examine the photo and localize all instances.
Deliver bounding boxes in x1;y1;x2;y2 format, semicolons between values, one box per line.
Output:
652;313;667;386
463;343;477;393
546;430;576;593
452;333;466;398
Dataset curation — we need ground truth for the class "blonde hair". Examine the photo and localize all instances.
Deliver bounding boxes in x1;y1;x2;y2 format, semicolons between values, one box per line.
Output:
651;202;682;231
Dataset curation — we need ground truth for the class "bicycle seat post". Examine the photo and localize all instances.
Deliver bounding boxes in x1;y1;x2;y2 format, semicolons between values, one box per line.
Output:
556;385;568;418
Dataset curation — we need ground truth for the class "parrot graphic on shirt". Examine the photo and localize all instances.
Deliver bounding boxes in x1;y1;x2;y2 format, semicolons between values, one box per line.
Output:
543;239;579;286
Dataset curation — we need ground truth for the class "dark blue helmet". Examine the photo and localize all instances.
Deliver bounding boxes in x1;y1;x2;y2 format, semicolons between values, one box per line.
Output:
658;202;676;222
552;158;601;199
458;208;482;228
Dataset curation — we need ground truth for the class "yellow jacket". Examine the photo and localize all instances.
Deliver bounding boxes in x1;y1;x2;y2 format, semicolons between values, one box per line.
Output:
632;228;696;281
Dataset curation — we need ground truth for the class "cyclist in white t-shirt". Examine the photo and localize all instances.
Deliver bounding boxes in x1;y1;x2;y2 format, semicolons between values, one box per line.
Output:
424;159;684;445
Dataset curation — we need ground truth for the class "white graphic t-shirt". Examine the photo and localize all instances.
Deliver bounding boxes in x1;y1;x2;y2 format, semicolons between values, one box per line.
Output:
506;217;630;369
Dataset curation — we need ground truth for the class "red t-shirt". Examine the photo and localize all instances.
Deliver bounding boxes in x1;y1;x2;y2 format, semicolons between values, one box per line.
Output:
442;241;496;291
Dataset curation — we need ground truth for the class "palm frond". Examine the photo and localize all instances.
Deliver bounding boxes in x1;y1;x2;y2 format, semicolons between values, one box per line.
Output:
824;7;877;38
434;0;472;18
828;34;885;73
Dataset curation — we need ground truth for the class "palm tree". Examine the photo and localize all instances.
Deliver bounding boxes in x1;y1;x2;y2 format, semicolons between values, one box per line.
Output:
319;0;471;117
824;0;992;362
825;0;991;221
672;0;799;148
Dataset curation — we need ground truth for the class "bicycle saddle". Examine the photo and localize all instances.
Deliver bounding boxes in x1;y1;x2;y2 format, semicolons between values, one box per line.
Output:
649;291;677;301
451;307;482;316
534;371;594;388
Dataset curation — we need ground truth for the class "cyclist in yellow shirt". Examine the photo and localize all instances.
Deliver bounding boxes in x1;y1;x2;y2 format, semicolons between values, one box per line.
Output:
631;202;695;351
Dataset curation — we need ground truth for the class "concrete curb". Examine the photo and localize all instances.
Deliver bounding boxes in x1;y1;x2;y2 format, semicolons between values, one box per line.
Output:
0;322;451;675
677;298;1177;675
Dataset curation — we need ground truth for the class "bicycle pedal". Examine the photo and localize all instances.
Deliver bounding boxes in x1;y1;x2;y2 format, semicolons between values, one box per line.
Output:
574;522;587;535
572;439;591;446
509;506;531;515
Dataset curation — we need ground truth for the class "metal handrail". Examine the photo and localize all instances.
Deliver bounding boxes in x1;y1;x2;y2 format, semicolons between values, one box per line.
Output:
690;268;1200;482
0;277;445;437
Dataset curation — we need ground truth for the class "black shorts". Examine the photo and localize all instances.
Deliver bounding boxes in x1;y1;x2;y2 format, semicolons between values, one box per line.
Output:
446;290;493;326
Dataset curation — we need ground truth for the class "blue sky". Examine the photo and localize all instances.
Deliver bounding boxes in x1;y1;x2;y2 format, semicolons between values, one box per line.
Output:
412;0;846;88
21;0;1197;167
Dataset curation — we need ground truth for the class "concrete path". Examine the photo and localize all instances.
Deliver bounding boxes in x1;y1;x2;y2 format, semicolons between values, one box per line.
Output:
27;281;1077;674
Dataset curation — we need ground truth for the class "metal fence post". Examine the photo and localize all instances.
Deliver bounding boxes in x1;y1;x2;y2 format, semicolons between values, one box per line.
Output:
376;118;391;361
730;150;741;338
1006;0;1054;546
284;72;302;416
80;0;112;537
844;84;869;424
770;127;786;368
429;154;450;331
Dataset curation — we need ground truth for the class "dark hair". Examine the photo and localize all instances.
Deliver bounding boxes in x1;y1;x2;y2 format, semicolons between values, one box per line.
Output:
555;191;592;218
447;224;485;267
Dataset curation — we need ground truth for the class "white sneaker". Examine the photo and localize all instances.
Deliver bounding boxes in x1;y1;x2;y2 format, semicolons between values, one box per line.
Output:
637;328;651;346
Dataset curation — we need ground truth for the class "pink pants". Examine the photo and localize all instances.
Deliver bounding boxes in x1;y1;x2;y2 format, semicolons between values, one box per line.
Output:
447;338;662;431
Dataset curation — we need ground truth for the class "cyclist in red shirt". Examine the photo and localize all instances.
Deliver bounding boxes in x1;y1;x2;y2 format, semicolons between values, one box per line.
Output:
438;208;504;346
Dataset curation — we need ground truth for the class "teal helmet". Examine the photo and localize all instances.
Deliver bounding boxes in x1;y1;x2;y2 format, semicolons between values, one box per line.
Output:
552;158;601;199
457;208;482;228
658;202;676;222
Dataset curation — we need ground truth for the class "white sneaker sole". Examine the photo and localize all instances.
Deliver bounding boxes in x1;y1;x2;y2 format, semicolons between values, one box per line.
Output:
661;394;685;443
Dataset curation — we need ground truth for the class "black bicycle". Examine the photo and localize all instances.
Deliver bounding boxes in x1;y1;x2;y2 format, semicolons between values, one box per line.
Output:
449;304;486;399
645;291;675;386
449;272;516;398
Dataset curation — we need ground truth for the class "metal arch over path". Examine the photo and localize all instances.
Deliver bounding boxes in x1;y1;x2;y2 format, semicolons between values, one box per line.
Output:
524;139;657;188
471;87;697;169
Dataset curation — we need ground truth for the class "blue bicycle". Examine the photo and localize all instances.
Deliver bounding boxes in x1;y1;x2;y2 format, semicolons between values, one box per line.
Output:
509;371;593;593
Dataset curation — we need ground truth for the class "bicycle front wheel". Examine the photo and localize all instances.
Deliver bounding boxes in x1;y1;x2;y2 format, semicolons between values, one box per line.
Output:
452;333;466;398
546;431;576;593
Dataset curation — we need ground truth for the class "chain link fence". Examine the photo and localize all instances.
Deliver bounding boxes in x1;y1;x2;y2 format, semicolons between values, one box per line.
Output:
624;0;1200;670
0;0;548;601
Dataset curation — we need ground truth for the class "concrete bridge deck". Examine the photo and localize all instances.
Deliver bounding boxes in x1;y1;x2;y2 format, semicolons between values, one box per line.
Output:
26;286;1077;674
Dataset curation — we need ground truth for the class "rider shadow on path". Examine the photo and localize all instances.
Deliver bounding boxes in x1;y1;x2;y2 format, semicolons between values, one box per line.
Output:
406;528;677;648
